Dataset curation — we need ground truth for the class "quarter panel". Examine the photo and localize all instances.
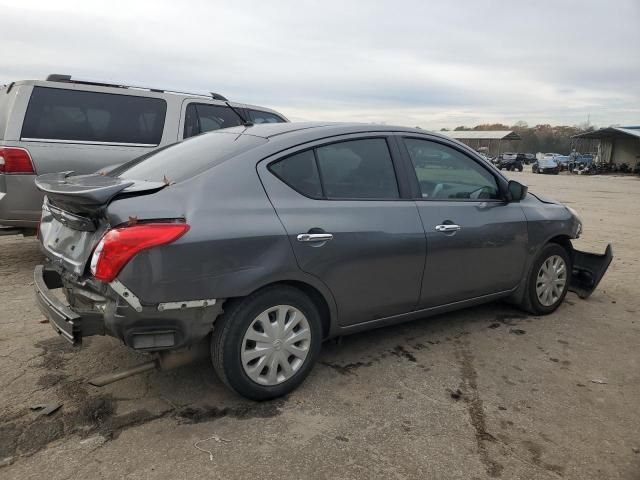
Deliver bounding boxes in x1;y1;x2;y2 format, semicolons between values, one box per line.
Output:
113;156;326;307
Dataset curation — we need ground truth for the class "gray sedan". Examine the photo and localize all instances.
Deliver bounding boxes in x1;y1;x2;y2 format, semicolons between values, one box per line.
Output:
34;123;612;400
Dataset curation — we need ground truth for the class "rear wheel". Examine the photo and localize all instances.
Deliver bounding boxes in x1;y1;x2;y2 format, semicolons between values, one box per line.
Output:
211;286;322;400
521;243;571;315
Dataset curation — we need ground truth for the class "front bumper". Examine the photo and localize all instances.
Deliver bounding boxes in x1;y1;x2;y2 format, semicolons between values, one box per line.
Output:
569;244;613;299
34;265;103;345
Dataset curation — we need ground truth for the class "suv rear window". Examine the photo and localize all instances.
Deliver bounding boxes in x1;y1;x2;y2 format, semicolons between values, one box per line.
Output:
114;132;267;183
21;87;167;145
248;109;285;124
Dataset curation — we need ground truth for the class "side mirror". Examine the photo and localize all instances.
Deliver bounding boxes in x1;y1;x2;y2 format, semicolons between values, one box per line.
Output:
507;180;528;202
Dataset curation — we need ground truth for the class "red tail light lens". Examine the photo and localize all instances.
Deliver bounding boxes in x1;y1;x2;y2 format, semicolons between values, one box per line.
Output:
90;223;190;282
0;147;35;174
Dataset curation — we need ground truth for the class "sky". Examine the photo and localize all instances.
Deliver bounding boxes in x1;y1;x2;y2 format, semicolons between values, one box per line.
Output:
1;0;638;129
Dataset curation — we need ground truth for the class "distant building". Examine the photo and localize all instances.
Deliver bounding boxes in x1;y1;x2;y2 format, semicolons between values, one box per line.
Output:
572;126;640;166
440;130;521;156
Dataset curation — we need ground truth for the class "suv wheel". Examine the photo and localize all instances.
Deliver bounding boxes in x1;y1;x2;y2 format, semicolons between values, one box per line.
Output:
522;243;572;315
211;285;322;400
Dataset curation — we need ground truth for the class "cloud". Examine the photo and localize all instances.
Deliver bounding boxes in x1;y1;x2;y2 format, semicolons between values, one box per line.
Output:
1;0;638;128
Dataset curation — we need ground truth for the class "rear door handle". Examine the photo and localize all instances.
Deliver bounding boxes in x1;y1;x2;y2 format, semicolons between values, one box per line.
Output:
435;224;461;233
297;233;334;242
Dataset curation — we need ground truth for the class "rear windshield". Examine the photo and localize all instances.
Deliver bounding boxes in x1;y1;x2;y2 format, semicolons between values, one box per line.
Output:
21;87;167;145
114;132;267;183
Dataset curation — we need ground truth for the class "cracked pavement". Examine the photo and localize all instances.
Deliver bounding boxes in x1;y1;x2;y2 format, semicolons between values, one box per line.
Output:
1;170;639;479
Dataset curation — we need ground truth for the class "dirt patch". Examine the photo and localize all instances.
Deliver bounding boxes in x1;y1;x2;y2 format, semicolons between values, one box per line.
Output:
0;394;168;460
175;399;285;424
455;338;503;478
390;345;417;362
322;361;374;375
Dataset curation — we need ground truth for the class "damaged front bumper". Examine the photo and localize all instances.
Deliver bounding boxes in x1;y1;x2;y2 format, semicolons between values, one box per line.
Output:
569;244;613;299
34;265;224;350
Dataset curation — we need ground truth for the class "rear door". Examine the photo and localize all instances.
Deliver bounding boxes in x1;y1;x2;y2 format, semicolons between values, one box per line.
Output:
258;134;426;326
398;135;528;308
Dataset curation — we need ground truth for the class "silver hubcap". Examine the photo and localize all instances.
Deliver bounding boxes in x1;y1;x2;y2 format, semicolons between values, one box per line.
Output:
536;255;567;306
241;305;311;386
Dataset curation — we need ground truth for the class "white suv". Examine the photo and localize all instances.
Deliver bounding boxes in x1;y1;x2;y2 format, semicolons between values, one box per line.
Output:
0;74;287;234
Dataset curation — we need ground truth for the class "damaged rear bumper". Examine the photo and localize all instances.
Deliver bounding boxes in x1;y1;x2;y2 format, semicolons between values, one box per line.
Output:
34;264;224;350
569;244;613;299
34;265;103;344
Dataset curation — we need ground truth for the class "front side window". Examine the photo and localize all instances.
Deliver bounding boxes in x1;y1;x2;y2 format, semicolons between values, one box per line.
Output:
249;109;285;124
405;138;500;200
183;103;244;138
21;87;166;145
315;139;399;199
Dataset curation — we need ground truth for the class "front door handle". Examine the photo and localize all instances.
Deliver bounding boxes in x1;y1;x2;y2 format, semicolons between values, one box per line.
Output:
297;233;334;242
435;224;461;233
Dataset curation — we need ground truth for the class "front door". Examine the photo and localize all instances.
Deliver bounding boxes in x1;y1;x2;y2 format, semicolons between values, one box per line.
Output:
258;135;426;326
399;136;528;308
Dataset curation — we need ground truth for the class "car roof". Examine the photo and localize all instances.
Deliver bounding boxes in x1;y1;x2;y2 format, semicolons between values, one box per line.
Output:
220;122;442;140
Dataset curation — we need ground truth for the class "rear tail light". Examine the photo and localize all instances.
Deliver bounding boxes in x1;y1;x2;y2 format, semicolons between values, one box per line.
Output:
90;223;190;283
0;147;35;174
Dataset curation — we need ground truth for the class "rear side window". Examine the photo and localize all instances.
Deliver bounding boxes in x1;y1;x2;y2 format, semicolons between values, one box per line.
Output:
21;87;166;145
269;150;323;198
183;103;244;139
248;109;285;124
269;138;400;200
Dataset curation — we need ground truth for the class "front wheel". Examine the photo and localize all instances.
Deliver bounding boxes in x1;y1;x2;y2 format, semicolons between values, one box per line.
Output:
522;243;572;315
211;285;323;400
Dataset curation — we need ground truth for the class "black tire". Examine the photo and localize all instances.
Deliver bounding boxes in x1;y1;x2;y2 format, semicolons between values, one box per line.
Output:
211;285;323;400
517;165;523;172
521;243;572;315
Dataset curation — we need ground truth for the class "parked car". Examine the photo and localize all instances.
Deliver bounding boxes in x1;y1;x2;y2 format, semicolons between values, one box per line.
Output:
496;153;523;171
515;153;535;165
34;123;612;400
0;74;288;235
533;157;561;174
553;155;570;171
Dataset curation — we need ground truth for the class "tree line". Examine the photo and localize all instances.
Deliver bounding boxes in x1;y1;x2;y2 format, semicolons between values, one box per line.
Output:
441;122;595;154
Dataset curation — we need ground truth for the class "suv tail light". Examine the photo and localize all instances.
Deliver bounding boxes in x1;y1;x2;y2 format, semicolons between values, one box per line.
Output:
0;147;35;174
90;223;190;283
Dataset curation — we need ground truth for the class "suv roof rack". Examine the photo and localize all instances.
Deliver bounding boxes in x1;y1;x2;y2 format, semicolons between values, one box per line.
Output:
45;74;228;101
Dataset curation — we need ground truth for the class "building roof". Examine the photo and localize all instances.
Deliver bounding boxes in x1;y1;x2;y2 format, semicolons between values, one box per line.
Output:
572;126;640;140
441;130;521;140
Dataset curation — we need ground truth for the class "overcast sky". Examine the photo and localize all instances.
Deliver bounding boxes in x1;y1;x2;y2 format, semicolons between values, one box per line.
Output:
1;0;638;129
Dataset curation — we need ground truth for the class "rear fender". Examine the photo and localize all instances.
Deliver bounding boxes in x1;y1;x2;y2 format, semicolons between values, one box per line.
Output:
569;244;613;299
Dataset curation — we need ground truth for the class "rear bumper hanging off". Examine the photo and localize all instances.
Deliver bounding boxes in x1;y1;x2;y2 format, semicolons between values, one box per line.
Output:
569;244;613;299
34;265;104;344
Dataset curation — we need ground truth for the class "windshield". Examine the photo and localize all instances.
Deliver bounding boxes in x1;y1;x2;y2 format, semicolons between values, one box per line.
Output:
114;132;267;183
540;158;558;167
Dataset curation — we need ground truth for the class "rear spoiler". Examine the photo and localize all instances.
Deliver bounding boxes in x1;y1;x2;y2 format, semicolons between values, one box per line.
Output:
569;244;613;299
35;172;165;208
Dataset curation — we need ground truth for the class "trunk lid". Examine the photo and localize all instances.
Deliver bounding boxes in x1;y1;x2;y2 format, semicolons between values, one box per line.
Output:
36;172;166;276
